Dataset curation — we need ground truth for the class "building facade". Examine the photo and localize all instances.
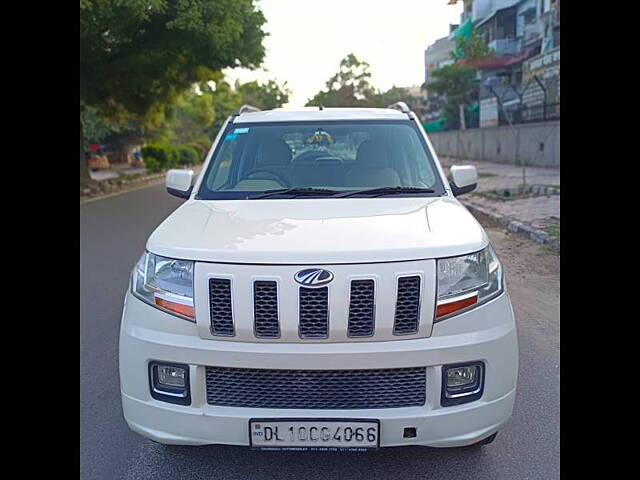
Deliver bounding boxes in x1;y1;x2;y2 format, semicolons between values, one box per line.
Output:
442;0;560;128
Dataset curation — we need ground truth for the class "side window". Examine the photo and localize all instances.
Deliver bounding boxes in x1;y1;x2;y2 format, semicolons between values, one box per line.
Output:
208;137;237;190
408;130;436;187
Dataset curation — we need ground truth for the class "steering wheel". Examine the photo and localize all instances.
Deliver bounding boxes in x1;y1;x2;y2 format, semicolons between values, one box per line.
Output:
246;169;291;188
292;150;326;163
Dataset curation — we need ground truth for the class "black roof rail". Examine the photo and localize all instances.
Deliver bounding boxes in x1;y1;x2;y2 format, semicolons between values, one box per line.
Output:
387;101;410;114
234;104;261;115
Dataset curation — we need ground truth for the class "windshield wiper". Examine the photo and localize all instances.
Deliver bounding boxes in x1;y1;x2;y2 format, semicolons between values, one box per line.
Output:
248;187;341;199
335;186;436;198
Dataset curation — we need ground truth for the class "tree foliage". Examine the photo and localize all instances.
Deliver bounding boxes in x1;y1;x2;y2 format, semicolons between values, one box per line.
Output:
306;54;378;107
145;74;290;155
79;0;267;182
428;64;478;126
376;86;414;108
426;28;488;129
305;54;420;110
236;79;291;110
80;0;267;122
452;29;492;62
147;86;215;146
429;65;477;104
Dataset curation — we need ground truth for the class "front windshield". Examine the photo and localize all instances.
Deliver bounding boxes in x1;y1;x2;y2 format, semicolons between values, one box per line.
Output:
197;120;445;199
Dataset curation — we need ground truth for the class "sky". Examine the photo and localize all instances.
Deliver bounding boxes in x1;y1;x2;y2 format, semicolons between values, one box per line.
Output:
224;0;463;107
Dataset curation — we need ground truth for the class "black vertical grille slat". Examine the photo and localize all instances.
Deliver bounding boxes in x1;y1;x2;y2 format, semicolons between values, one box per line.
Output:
393;276;421;335
253;281;280;338
299;286;329;338
348;279;375;337
209;278;234;336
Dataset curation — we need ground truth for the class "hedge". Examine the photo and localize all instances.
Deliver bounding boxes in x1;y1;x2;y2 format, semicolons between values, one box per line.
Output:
176;145;200;166
141;143;202;171
141;144;178;171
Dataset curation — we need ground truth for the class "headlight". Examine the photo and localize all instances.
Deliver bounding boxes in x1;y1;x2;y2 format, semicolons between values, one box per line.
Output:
131;252;195;321
435;245;503;321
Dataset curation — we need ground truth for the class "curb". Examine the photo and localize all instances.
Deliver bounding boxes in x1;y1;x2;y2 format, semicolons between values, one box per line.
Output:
461;200;560;251
80;172;167;204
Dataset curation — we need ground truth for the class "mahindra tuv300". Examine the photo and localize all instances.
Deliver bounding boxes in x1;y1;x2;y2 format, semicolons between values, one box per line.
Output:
119;103;518;451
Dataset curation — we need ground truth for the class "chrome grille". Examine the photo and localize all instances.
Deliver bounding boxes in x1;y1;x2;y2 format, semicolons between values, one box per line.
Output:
393;276;421;335
205;366;427;409
253;281;279;338
348;279;375;337
209;278;234;336
298;287;329;338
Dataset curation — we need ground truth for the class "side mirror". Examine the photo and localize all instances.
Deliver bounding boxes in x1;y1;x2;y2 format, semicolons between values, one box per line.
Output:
166;169;194;199
449;165;478;197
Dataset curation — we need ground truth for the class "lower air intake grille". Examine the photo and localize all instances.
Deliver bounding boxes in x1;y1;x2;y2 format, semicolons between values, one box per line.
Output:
253;281;280;338
393;276;421;335
298;287;329;338
205;366;426;409
209;278;234;336
348;279;375;337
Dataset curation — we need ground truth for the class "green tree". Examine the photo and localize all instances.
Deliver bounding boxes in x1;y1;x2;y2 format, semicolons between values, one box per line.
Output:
428;64;478;129
306;54;378;107
205;73;244;138
141;75;291;158
80;0;267;182
236;79;291;110
148;87;215;146
375;86;412;108
452;29;492;62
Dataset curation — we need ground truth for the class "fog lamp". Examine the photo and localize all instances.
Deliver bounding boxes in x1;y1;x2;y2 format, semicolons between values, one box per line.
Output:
447;365;479;390
149;362;191;405
158;365;186;388
441;362;484;406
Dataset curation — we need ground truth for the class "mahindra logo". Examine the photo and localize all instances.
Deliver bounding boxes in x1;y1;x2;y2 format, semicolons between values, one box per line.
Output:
294;268;334;287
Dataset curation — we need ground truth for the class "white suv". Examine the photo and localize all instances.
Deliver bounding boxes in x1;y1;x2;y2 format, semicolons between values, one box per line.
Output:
119;103;518;451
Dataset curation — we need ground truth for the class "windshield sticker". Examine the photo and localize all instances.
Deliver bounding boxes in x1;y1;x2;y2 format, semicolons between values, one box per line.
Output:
233;127;250;134
224;133;238;141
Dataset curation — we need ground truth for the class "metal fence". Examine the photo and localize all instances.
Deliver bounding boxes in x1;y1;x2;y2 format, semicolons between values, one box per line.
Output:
502;102;560;125
429;74;560;131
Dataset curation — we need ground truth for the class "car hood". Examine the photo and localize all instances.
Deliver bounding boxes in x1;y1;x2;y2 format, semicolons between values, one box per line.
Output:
147;197;489;264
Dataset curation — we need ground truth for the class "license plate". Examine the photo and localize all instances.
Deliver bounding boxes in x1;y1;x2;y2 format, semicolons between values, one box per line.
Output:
249;418;380;451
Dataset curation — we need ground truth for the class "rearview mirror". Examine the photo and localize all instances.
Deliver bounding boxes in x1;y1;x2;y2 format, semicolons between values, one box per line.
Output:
166;169;194;199
449;165;478;197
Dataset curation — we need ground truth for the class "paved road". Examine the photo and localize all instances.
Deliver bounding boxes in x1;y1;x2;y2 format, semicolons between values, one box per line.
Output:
80;184;560;480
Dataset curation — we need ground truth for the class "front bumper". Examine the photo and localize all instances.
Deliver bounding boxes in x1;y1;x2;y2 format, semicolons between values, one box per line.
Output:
119;290;518;448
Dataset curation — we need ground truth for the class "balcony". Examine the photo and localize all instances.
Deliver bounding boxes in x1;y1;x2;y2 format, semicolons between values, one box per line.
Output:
489;38;521;56
544;7;560;27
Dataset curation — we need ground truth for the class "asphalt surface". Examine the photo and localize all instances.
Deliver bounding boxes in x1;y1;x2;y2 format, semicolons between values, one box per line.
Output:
80;184;560;480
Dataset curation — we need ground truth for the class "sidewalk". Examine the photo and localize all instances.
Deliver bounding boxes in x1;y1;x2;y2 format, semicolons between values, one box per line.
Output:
440;156;560;249
89;165;147;181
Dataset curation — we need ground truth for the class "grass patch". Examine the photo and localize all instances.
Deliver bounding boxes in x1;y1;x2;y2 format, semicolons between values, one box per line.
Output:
544;224;560;238
477;172;498;179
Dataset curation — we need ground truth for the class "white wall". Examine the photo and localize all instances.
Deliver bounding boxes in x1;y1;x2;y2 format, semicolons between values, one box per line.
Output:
427;121;560;167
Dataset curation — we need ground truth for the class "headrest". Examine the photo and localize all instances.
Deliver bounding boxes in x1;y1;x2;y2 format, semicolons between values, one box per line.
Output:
256;138;292;166
355;139;390;168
